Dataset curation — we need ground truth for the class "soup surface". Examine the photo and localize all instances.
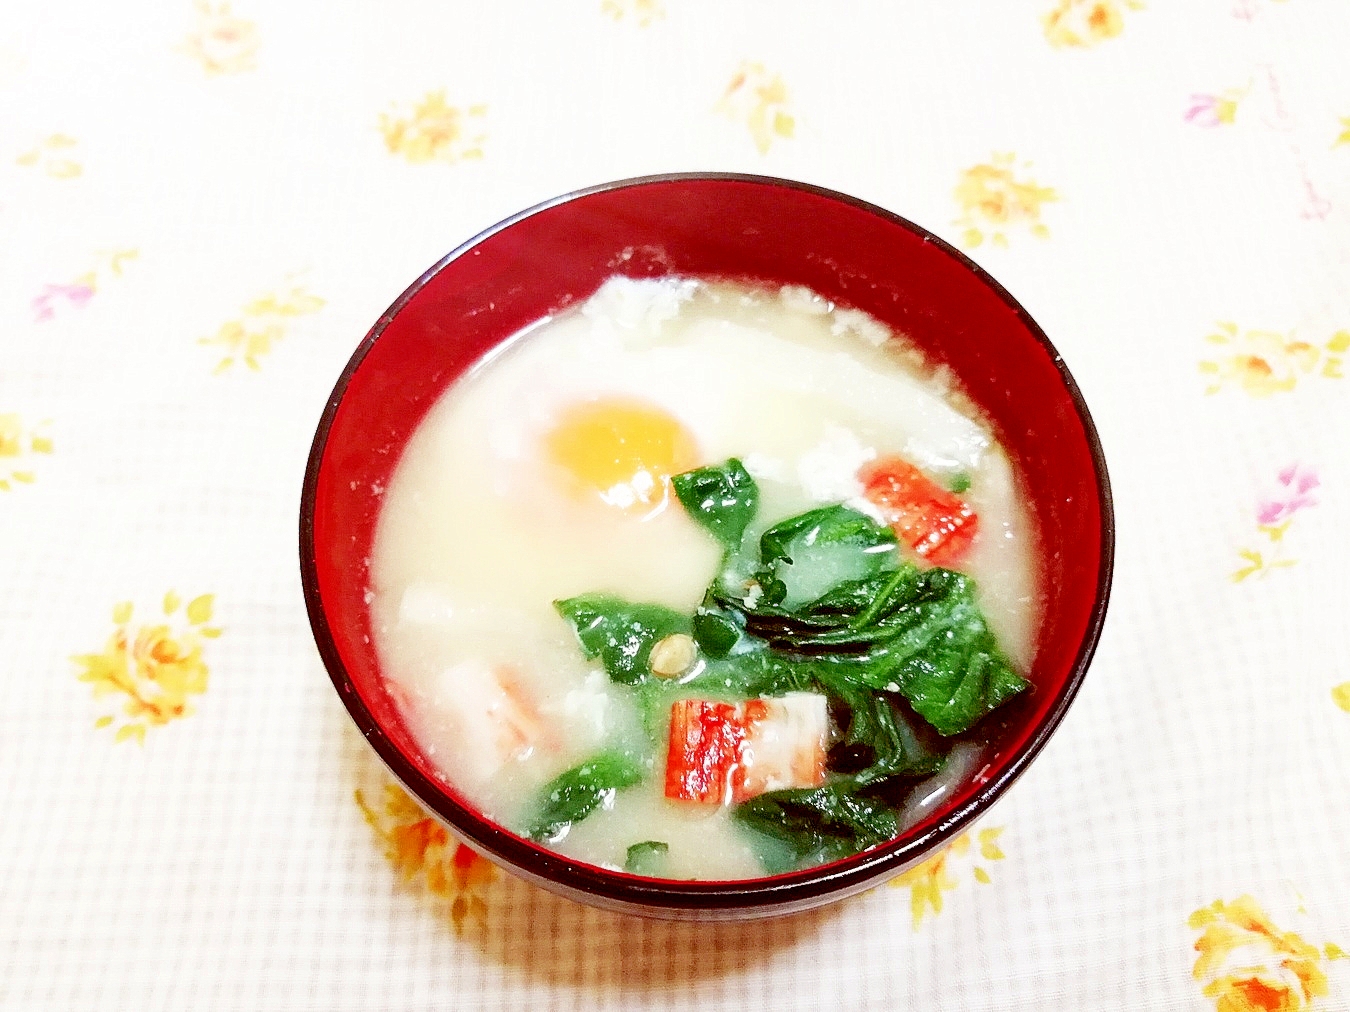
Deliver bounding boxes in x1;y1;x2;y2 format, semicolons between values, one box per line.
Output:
370;276;1040;880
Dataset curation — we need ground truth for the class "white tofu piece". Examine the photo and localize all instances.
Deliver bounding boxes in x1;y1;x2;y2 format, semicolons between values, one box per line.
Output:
397;583;457;624
582;275;697;332
796;425;875;504
830;306;891;347
541;670;612;747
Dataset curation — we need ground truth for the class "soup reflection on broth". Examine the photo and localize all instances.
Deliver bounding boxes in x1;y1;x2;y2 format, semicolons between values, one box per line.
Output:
370;277;1040;880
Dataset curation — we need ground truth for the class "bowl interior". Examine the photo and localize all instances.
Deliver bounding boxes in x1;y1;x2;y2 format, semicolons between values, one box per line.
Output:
303;175;1110;916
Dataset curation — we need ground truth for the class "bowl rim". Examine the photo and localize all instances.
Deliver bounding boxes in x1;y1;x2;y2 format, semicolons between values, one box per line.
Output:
300;171;1115;915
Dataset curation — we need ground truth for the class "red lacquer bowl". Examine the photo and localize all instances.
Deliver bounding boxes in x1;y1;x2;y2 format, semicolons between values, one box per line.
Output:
300;174;1114;921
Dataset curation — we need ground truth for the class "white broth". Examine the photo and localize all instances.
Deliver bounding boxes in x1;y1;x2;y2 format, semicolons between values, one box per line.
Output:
370;276;1040;880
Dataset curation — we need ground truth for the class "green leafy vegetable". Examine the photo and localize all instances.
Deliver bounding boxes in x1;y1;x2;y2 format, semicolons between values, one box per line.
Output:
728;563;1029;737
733;694;941;869
691;610;740;658
742;828;803;876
752;505;898;607
735;783;899;866
947;472;972;494
551;460;1032;872
561;552;1026;736
527;751;644;843
624;840;670;875
671;458;759;549
827;571;1028;736
554;594;690;685
830;685;944;793
630;679;675;747
759;504;896;570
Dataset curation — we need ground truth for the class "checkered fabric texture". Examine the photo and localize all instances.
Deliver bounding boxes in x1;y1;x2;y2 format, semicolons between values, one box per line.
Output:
2;2;1349;1009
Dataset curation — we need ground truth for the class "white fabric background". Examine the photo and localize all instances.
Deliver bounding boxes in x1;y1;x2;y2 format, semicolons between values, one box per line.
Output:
2;1;1348;1008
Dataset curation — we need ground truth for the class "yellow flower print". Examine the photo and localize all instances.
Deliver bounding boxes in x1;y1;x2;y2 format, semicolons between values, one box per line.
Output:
0;415;52;490
15;134;82;179
1332;684;1350;713
1336;117;1350;148
1189;895;1341;1012
602;0;664;26
180;1;260;75
716;61;795;155
1231;543;1296;583
1200;322;1346;397
891;826;1006;929
1186;86;1250;128
1043;0;1144;48
200;279;324;373
356;782;497;933
953;153;1058;248
380;91;487;165
0;47;26;87
72;592;221;743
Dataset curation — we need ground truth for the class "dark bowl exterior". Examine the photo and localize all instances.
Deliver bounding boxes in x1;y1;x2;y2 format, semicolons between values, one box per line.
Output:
300;173;1114;921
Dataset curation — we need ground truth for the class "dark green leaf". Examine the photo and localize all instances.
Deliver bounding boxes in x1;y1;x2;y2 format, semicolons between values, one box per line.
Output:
759;504;896;569
735;783;899;867
632;679;675;746
554;594;690;684
527;751;643;842
726;568;919;652
865;640;1030;737
686;645;813;698
624;840;670;875
671;459;759;549
759;577;787;606
832;685;944;790
751;505;898;608
727;561;1029;737
742;827;803;876
824;570;1030;735
691;610;740;658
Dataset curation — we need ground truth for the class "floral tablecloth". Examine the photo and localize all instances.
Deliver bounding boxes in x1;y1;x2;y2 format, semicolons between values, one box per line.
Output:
3;1;1349;1009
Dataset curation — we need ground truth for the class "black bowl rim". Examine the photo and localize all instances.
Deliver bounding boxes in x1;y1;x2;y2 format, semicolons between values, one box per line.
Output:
300;171;1115;915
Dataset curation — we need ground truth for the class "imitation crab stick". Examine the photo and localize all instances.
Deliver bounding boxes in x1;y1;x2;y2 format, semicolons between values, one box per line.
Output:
665;699;745;804
859;456;979;565
734;693;828;801
436;659;551;782
664;693;828;805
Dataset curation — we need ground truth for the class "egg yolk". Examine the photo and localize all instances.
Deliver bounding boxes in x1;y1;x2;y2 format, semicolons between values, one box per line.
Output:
545;399;699;512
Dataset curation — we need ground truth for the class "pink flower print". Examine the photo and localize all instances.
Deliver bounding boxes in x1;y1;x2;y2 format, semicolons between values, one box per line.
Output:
1257;464;1320;525
1185;93;1238;127
31;282;94;322
1298;178;1332;222
1232;463;1319;581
